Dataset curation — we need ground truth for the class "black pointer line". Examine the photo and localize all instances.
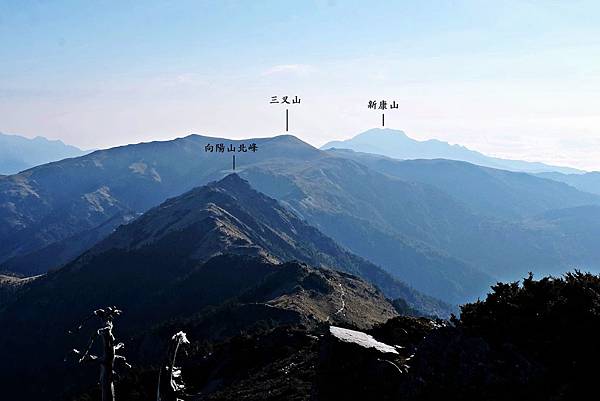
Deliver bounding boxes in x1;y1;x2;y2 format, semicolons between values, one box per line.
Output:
382;113;385;127
286;109;289;132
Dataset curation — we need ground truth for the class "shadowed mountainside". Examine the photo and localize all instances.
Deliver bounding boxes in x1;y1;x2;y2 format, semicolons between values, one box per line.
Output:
327;148;600;219
0;174;427;399
3;133;600;305
0;134;489;305
66;271;600;401
0;134;320;269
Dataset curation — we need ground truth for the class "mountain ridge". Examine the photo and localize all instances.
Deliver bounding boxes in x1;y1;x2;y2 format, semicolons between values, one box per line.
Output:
0;174;445;399
0;133;325;268
325;148;600;219
4;132;600;306
85;173;449;316
321;128;583;174
537;171;600;196
0;133;483;307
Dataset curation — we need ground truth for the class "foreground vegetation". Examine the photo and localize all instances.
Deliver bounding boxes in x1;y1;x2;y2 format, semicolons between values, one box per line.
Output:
67;271;600;401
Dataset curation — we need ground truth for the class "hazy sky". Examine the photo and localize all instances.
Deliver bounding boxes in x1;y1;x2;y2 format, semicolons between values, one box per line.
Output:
1;1;600;169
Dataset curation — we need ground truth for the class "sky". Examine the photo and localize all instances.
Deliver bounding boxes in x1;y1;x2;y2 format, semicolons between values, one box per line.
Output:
1;0;599;170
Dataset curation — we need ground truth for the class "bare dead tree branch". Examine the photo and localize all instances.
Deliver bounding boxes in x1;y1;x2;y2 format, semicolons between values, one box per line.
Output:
76;330;100;363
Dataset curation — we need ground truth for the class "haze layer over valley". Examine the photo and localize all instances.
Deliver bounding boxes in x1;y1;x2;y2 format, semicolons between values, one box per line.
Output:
2;130;600;306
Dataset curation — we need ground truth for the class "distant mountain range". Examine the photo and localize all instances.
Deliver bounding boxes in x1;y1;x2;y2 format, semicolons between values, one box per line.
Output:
326;149;600;220
0;134;321;272
0;132;90;174
2;133;600;307
322;128;584;174
318;148;600;275
537;171;600;196
2;131;600;400
0;134;490;304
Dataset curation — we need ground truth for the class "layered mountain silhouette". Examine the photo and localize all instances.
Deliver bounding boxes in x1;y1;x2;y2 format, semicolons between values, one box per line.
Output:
3;132;600;400
0;132;90;174
238;156;496;304
0;134;320;271
538;171;600;196
0;134;486;304
239;152;600;297
0;174;422;400
2;133;600;305
322;128;582;174
86;173;445;314
291;149;600;279
327;149;600;220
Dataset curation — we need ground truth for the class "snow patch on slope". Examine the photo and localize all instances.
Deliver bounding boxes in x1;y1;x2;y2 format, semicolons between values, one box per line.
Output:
329;326;398;354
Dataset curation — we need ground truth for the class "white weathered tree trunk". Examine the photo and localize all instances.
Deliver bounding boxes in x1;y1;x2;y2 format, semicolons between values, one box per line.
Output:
71;307;126;401
99;320;116;401
157;331;190;401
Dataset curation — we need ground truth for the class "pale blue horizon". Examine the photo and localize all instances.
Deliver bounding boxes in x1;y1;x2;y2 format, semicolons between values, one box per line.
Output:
1;0;599;169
